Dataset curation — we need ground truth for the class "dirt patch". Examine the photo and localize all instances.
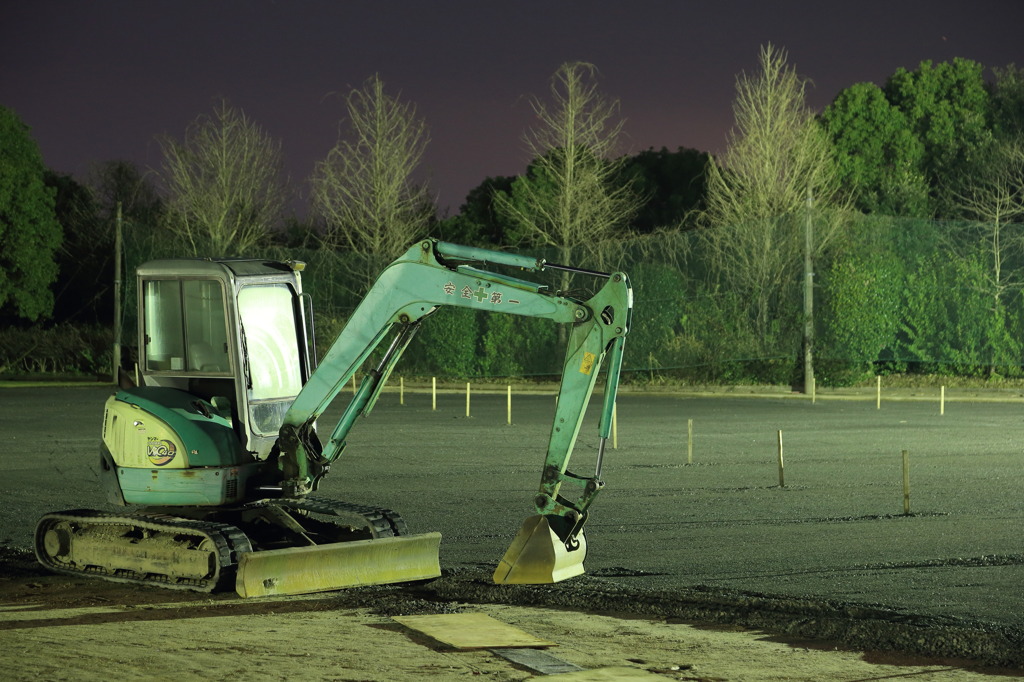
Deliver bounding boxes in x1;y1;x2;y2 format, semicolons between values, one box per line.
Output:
0;548;1018;681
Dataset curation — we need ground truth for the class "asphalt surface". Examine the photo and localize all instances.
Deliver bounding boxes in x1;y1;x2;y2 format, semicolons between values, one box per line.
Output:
1;384;1021;665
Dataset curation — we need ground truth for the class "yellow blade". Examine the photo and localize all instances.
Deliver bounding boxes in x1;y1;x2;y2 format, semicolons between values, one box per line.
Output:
236;532;441;597
493;515;586;584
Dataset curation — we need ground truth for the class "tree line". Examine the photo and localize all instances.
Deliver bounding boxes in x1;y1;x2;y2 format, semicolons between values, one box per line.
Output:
1;48;1023;384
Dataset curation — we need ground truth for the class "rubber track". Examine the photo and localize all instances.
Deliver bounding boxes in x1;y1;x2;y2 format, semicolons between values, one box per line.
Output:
248;496;411;537
34;509;251;593
35;498;410;594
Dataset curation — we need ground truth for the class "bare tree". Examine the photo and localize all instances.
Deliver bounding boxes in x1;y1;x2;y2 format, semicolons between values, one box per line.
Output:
953;137;1024;308
311;74;433;292
87;160;163;228
700;45;847;360
494;61;639;279
158;99;287;256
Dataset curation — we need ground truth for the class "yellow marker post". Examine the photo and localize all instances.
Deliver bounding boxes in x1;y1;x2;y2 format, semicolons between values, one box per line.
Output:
400;376;405;406
902;450;911;515
507;385;512;425
687;418;693;465
432;377;437;411
466;382;471;417
612;402;618;449
777;430;785;488
877;375;881;410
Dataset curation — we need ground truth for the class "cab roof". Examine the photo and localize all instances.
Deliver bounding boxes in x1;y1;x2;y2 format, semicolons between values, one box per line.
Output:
137;258;299;279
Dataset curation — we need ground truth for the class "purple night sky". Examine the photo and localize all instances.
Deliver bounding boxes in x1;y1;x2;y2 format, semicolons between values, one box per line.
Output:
2;1;1022;216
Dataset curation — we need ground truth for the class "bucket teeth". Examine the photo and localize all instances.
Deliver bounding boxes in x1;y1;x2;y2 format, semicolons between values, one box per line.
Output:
236;531;442;597
493;515;586;584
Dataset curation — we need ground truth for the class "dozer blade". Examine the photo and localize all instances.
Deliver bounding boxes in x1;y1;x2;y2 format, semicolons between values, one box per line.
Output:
493;515;587;585
236;532;442;597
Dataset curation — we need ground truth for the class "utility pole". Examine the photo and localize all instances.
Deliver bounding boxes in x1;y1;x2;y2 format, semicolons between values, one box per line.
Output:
803;188;814;395
112;201;122;384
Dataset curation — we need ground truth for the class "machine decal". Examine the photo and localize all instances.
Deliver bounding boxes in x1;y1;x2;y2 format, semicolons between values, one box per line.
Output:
579;351;596;375
147;438;177;466
447;282;506;305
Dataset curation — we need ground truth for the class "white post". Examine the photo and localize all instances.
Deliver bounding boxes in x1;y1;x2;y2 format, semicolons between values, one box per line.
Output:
432;377;437;411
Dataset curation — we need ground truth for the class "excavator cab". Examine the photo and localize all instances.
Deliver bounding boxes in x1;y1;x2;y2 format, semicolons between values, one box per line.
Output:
136;258;311;458
97;259;314;507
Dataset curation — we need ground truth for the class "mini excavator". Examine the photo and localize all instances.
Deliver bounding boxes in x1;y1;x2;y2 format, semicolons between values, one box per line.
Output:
35;239;632;597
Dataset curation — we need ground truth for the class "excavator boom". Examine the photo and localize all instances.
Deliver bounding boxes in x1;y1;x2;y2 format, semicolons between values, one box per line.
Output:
274;239;632;585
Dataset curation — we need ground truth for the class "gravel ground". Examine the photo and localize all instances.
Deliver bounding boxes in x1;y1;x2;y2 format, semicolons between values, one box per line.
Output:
0;383;1021;670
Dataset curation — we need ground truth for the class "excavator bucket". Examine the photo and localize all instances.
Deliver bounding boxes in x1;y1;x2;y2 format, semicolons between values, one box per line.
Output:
236;532;442;597
493;515;587;584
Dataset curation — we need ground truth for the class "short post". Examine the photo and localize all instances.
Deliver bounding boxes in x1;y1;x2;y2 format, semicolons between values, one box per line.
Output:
400;376;405;406
432;377;437;411
466;381;471;417
352;374;357;395
812;377;816;404
687;418;693;465
940;386;945;415
506;385;512;425
902;449;911;515
777;430;785;488
612;402;618;449
876;375;881;410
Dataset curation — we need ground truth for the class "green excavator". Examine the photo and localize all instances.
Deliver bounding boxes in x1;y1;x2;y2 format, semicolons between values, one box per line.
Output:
35;239;632;596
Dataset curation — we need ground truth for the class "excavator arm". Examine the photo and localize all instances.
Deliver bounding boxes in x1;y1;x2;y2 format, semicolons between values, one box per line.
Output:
275;239;632;584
